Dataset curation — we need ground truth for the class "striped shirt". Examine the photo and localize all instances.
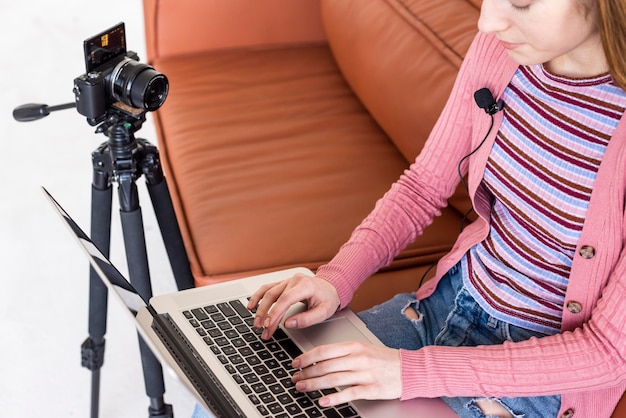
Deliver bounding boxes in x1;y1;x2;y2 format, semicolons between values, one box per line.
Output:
462;64;626;334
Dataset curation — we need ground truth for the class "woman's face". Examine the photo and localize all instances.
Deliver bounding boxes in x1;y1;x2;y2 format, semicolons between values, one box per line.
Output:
478;0;606;77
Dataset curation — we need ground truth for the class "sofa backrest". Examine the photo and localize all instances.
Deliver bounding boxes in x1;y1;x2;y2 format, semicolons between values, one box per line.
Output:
321;0;480;162
143;0;328;62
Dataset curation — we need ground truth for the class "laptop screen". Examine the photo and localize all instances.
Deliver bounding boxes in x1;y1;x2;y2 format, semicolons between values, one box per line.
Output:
43;187;147;315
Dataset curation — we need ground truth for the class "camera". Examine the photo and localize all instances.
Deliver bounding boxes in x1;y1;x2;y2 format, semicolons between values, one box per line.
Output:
73;22;168;124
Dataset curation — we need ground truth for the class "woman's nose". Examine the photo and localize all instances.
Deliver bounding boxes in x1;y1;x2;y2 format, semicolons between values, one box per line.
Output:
478;0;511;34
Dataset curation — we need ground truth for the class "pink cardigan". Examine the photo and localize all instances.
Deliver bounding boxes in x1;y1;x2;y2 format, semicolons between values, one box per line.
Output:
317;33;626;417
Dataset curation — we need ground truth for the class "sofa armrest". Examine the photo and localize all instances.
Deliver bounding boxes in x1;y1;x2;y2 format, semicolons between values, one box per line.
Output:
143;0;328;63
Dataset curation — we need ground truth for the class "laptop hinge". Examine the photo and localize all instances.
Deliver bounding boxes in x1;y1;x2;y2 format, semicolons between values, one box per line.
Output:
150;310;245;417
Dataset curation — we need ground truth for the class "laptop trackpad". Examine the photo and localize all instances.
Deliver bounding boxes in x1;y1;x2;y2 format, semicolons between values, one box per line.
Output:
288;316;375;352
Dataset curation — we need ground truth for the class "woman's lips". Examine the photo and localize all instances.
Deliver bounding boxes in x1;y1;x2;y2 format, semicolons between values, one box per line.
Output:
499;40;522;50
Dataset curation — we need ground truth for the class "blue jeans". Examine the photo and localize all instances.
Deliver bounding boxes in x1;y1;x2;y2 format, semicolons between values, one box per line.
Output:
357;262;561;418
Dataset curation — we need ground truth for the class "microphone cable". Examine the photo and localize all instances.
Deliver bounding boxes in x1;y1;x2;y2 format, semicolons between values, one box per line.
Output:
418;88;502;287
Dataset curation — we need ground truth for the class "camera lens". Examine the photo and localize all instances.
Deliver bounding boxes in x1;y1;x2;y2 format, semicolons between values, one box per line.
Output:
110;58;169;110
137;72;169;110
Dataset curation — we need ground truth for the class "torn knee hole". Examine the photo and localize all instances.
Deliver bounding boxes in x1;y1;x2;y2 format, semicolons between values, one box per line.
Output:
472;398;516;418
403;306;421;320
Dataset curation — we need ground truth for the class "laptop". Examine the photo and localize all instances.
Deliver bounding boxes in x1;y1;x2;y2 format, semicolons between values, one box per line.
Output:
44;187;457;418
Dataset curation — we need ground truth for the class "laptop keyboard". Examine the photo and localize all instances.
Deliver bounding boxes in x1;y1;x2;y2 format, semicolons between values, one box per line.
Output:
183;299;361;418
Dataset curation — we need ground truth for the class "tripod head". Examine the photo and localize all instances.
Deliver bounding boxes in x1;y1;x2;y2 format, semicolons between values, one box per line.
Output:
13;22;167;134
12;100;148;134
13;97;159;209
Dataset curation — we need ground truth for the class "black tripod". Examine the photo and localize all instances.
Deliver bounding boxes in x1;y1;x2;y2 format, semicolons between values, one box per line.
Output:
13;103;195;418
84;109;195;418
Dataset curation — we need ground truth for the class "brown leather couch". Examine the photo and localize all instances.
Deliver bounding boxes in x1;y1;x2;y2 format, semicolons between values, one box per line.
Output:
142;0;625;415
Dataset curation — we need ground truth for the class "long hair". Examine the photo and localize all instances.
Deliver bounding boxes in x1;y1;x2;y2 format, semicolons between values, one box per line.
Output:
597;0;626;89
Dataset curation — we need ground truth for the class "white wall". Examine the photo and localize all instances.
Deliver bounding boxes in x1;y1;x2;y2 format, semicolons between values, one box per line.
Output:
0;1;197;416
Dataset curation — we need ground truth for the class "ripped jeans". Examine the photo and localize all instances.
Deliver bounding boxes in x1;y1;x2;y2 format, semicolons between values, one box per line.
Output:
357;262;561;418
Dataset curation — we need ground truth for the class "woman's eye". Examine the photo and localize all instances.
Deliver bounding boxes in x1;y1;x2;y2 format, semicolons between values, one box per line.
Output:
509;1;531;11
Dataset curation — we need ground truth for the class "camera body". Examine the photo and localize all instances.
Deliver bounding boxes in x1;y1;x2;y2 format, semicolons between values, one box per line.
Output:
73;23;168;125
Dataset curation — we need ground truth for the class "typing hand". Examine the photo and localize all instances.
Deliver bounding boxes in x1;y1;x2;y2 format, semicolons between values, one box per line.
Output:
248;272;340;340
292;341;402;407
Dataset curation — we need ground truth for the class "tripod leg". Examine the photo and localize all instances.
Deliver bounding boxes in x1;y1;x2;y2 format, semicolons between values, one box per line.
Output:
118;178;173;418
147;179;194;291
84;182;113;418
139;139;194;291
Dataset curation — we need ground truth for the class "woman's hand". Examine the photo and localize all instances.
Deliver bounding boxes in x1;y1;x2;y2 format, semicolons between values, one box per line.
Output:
247;273;341;340
292;341;402;407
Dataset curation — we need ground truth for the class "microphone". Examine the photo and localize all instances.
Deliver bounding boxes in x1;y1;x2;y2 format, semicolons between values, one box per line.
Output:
459;88;503;195
474;88;503;115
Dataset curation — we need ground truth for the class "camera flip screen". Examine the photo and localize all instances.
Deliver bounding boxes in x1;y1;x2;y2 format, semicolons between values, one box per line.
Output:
83;22;126;73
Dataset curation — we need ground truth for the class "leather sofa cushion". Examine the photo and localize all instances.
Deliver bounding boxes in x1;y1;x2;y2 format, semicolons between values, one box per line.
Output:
152;45;463;285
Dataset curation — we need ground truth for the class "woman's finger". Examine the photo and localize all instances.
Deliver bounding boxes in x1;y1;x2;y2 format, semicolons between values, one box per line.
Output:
291;342;402;407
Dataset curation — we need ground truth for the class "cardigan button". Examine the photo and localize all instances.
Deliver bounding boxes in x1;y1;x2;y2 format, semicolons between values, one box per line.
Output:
579;245;595;259
566;301;583;314
561;408;574;418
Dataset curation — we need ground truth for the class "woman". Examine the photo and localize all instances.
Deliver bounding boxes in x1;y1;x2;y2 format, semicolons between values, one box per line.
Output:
196;0;626;416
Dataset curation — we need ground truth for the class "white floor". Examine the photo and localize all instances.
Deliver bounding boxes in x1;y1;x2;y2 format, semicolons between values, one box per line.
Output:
1;1;199;416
